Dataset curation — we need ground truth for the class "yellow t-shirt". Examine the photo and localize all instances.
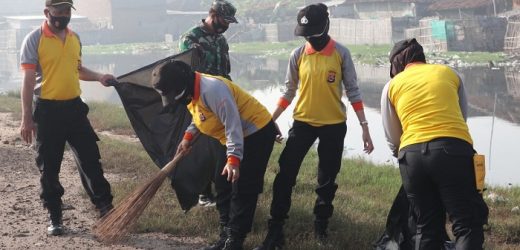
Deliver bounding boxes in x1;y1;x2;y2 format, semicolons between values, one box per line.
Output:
20;21;82;100
188;73;272;145
388;64;473;149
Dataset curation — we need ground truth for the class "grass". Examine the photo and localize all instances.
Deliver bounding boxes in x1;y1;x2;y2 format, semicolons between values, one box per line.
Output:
81;40;507;65
0;91;22;117
87;102;133;135
82;42;177;55
99;137;520;249
0;95;133;134
0;96;518;249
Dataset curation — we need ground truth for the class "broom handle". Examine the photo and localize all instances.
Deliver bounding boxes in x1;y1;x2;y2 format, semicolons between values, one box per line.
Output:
160;133;200;175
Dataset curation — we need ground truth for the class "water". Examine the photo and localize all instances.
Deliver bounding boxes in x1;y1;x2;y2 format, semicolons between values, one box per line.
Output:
2;52;519;186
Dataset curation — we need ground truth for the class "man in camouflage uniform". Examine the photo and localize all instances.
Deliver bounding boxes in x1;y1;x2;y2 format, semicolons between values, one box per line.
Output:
179;0;237;80
179;1;240;250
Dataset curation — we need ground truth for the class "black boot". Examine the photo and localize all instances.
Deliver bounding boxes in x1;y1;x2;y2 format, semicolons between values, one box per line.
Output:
98;203;114;218
253;219;285;250
314;219;328;245
222;227;245;250
47;206;64;236
203;224;228;250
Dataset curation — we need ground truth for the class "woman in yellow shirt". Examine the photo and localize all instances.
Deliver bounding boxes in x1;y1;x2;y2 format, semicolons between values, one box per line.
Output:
381;38;488;250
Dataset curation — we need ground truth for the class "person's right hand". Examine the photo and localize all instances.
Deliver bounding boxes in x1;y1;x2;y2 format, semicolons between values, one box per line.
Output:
20;117;36;144
175;139;192;157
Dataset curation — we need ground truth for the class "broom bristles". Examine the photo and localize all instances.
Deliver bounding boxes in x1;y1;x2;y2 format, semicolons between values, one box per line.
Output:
93;152;183;243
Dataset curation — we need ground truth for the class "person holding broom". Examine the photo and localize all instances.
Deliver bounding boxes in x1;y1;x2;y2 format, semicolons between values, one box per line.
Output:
179;0;239;207
152;60;279;250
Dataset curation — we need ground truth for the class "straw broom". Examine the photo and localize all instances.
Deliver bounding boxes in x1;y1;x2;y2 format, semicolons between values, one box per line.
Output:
93;149;186;243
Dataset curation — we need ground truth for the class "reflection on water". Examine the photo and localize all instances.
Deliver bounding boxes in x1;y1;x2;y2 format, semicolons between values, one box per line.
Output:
1;52;519;186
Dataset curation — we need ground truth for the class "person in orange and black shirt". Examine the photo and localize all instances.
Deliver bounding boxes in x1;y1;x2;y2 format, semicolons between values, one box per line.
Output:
381;38;488;250
153;60;278;250
255;4;374;249
19;0;115;236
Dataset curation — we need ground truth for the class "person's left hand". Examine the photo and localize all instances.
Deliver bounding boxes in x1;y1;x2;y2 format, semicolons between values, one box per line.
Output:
99;74;117;87
274;122;283;143
221;163;240;183
362;126;374;154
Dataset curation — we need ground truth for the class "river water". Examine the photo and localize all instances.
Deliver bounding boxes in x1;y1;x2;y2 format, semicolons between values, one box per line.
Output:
1;51;518;186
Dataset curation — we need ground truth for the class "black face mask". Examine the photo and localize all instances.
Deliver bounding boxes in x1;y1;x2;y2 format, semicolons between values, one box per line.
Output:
175;90;193;106
305;34;330;51
49;13;70;30
304;21;330;51
212;19;229;34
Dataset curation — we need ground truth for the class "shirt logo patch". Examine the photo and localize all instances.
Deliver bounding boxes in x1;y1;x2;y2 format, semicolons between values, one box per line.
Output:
199;112;206;121
327;71;336;83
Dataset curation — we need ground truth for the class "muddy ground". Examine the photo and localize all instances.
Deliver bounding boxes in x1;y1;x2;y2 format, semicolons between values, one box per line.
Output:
0;112;204;250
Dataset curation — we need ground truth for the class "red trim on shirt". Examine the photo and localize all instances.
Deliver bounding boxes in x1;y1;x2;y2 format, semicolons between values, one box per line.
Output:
42;21;73;38
183;132;194;141
227;156;240;167
351;101;364;112
21;64;36;70
193;72;201;103
304;39;336;56
277;97;290;109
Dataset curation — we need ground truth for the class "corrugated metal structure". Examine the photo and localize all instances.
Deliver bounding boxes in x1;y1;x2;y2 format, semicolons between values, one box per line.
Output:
428;0;513;18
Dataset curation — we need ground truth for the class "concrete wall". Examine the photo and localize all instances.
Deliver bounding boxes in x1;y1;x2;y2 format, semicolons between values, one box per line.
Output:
74;0;113;29
0;1;42;16
263;23;295;43
335;2;430;19
329;18;393;45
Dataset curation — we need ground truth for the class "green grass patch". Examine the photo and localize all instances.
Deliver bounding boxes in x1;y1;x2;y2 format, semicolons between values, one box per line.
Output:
0;95;133;133
99;139;520;249
81;40;506;65
0;91;21;118
87;102;133;135
82;42;178;55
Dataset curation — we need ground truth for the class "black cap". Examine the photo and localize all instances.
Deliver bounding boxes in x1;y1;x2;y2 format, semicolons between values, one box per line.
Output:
389;38;425;78
294;3;329;37
151;60;194;107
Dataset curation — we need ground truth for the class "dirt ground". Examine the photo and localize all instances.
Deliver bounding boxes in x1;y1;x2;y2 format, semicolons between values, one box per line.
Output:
0;112;204;250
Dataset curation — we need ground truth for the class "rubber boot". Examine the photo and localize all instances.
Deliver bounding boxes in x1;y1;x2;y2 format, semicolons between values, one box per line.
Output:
47;205;64;236
222;227;245;250
203;223;228;250
253;219;285;250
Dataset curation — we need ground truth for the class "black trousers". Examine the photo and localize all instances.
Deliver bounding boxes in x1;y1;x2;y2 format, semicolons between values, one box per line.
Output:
215;121;277;236
270;120;346;222
33;97;113;211
398;137;488;250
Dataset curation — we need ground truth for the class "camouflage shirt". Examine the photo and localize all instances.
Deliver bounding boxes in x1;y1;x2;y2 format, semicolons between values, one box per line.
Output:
179;20;231;79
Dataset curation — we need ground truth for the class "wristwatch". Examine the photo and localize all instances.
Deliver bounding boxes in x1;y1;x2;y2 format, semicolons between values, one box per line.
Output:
360;120;368;126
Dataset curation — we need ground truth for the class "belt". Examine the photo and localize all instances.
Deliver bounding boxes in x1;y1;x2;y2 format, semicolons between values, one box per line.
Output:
36;97;81;106
400;137;470;154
